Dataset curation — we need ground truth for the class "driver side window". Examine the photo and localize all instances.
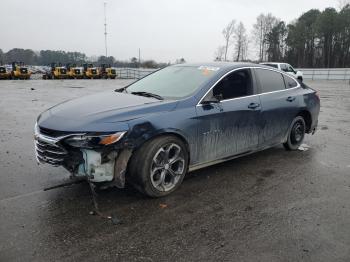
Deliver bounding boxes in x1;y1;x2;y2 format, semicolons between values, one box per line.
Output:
280;64;288;72
287;65;296;73
211;69;254;101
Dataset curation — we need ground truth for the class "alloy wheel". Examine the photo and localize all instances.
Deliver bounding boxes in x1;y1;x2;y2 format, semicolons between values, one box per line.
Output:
150;143;185;192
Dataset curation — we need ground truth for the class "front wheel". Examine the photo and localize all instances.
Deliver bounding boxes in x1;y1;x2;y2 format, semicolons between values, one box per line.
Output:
283;116;306;151
128;136;189;197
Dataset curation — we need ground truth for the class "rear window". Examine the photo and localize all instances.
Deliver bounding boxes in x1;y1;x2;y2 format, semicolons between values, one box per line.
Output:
255;68;285;93
283;75;298;88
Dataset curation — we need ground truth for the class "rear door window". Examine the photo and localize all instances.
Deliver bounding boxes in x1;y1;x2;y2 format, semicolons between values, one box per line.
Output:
283;74;298;88
255;68;285;93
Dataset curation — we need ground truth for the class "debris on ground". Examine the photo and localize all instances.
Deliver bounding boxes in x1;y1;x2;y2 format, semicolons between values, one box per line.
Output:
298;144;310;151
159;203;168;209
88;180;121;225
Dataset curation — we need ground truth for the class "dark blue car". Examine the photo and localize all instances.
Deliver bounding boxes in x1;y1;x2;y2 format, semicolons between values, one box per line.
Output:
35;63;320;197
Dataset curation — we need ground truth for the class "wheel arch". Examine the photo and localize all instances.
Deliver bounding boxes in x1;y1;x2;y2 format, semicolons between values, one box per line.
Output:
297;110;312;133
132;130;191;163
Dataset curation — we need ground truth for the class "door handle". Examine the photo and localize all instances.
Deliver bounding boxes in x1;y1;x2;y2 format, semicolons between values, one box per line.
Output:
286;96;296;102
248;102;260;110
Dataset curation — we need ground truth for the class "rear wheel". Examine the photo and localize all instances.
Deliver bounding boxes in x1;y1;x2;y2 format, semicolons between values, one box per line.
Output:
283;116;306;151
128;136;189;197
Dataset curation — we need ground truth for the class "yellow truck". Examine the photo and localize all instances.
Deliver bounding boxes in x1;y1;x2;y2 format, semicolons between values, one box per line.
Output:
43;63;69;79
99;64;117;79
0;65;11;79
11;62;31;80
83;64;99;79
67;64;84;79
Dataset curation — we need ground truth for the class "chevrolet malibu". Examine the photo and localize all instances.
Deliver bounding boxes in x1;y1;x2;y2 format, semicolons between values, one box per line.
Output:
35;63;320;197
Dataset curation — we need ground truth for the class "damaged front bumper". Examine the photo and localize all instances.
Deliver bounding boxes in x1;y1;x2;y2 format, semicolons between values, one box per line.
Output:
34;125;132;188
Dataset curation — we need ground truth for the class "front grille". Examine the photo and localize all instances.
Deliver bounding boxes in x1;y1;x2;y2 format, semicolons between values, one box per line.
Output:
111;69;116;74
0;68;6;73
74;69;80;74
20;68;28;74
91;69;97;74
60;69;67;74
35;137;68;166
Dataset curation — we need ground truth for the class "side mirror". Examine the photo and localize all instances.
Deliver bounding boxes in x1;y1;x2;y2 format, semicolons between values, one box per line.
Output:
201;94;221;104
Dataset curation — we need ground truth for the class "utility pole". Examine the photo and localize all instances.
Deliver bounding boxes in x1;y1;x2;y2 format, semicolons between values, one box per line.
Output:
104;2;108;58
138;48;141;68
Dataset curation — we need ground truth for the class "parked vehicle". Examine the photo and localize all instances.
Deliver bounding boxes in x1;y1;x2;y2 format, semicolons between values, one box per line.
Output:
34;63;320;197
42;63;69;79
99;64;117;79
260;62;303;82
83;63;99;79
11;62;31;80
67;64;84;79
0;65;11;79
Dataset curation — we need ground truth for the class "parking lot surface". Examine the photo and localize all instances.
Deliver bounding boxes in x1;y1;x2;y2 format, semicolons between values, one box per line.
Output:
0;79;349;261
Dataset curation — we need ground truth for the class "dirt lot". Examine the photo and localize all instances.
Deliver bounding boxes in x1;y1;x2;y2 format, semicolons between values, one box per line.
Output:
0;79;349;262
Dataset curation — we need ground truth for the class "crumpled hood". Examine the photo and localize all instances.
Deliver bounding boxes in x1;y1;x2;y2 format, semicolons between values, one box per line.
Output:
37;91;178;132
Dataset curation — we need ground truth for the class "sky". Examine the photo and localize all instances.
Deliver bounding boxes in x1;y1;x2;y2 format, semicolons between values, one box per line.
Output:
1;0;340;63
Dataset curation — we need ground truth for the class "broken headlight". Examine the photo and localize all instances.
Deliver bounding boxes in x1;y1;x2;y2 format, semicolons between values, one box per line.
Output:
64;131;127;148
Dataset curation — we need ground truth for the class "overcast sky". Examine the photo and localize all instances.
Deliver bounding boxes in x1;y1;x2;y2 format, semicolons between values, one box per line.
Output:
1;0;339;63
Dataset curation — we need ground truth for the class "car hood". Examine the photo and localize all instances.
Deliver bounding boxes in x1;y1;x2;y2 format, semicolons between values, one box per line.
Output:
37;91;178;132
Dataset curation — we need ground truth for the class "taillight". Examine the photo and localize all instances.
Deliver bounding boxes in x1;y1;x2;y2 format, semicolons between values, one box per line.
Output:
315;91;320;100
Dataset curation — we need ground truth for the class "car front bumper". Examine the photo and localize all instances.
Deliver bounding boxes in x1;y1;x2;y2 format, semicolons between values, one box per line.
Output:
34;128;132;187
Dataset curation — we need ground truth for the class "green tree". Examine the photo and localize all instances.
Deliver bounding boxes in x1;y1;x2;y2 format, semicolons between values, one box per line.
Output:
266;21;287;61
315;8;339;67
0;49;4;64
97;56;116;66
5;48;38;65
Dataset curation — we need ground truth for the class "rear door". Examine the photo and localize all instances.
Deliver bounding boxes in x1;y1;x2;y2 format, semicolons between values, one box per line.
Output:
195;68;261;163
254;68;300;147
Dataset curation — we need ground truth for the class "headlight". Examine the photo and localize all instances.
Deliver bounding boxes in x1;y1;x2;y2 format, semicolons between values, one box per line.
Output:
34;122;40;137
64;131;127;148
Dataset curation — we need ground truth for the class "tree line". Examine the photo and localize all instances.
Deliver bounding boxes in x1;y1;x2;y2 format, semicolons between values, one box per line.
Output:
216;4;350;68
0;48;168;68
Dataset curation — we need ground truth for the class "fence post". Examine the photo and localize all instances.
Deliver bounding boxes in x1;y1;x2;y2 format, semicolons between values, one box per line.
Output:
327;69;330;80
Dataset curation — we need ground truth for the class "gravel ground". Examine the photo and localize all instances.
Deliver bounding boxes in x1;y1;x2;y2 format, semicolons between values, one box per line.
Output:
0;79;349;262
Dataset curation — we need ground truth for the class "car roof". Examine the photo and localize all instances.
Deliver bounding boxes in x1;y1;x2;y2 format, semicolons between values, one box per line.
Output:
260;62;289;65
172;62;265;73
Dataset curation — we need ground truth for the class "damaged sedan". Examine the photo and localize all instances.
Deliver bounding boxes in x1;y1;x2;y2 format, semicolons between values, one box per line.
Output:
34;63;320;197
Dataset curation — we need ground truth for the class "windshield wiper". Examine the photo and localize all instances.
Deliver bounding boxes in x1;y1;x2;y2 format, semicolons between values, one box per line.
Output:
131;91;164;100
115;87;128;93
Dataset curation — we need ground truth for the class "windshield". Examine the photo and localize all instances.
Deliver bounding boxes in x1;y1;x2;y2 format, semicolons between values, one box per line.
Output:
126;66;218;99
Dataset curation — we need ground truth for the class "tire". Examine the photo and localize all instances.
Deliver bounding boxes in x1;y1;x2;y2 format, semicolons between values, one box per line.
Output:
128;136;189;197
283;116;306;151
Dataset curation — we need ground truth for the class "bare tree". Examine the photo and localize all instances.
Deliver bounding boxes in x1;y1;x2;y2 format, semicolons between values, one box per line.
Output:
252;13;279;61
338;0;350;9
222;20;236;61
214;46;226;61
233;22;248;61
